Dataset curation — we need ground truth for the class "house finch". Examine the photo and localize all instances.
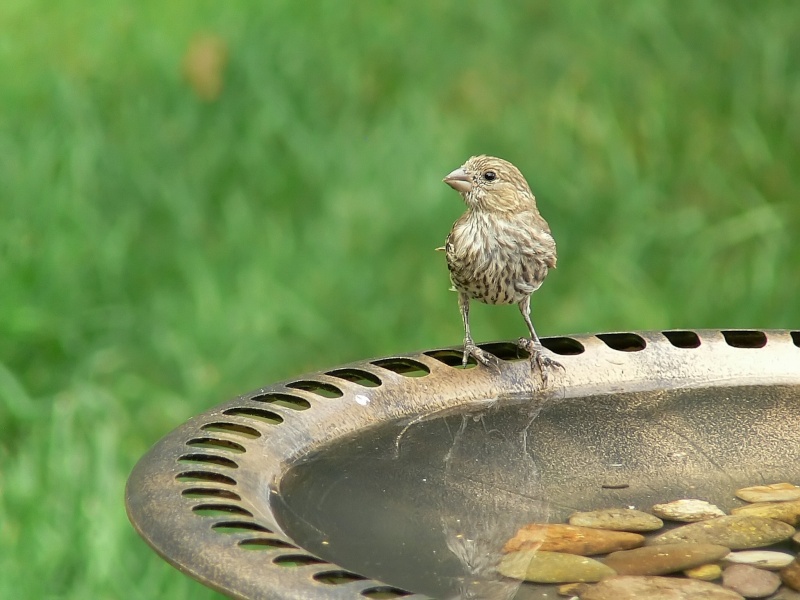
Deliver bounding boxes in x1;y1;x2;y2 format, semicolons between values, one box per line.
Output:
442;155;563;382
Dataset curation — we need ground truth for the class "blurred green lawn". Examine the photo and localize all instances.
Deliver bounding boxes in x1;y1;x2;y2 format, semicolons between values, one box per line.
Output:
1;1;799;598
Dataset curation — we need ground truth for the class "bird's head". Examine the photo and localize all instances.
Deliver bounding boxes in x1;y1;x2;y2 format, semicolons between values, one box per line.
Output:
443;155;536;213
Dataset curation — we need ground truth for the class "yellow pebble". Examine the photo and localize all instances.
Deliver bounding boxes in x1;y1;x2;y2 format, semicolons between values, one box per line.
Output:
684;563;722;581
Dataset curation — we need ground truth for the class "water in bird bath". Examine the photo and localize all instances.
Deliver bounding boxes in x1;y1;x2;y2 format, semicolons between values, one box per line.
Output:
272;385;800;598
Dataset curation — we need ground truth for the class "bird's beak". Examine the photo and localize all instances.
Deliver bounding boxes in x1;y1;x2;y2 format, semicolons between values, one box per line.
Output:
443;167;471;194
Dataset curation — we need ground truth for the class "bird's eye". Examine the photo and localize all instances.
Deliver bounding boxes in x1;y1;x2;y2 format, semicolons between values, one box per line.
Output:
483;171;497;181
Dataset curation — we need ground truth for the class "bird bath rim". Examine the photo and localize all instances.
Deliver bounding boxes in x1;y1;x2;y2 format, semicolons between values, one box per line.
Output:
125;329;800;599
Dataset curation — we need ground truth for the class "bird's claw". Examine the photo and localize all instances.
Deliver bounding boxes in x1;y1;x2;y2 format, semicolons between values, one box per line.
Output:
534;352;565;387
517;337;564;386
463;342;501;372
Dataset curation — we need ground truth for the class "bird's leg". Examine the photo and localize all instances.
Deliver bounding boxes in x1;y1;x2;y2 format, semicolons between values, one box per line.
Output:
458;292;499;370
517;296;563;385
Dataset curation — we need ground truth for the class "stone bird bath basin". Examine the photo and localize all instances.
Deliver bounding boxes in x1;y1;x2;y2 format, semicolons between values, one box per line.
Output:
126;329;800;599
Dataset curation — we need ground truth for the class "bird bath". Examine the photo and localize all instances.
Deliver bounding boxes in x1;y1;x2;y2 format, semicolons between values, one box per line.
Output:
126;329;800;599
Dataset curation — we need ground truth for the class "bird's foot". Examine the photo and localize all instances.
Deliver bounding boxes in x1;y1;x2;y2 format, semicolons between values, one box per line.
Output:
463;341;500;372
517;337;564;386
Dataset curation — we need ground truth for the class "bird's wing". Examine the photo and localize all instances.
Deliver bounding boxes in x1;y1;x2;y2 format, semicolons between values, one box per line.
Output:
513;227;557;295
444;232;457;268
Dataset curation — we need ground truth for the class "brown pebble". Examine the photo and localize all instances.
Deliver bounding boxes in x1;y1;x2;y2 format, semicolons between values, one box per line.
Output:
723;564;781;598
649;515;796;549
602;543;730;576
578;575;745;599
782;559;800;592
735;483;800;503
732;499;800;526
503;523;644;556
568;508;664;532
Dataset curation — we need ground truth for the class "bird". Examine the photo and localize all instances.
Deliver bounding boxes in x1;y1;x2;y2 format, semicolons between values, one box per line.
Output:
441;155;563;383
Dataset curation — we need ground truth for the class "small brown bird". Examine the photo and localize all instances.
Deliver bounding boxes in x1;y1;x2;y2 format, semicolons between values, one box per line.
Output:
442;155;563;382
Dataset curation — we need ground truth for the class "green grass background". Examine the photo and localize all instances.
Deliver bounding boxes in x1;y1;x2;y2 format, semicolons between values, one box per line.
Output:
1;1;799;598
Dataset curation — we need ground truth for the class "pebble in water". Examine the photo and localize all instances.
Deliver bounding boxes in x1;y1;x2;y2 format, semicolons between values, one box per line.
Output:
497;549;615;583
685;563;723;581
503;523;644;555
731;499;800;527
649;515;796;549
725;550;796;570
568;508;664;532
602;543;731;576
736;483;800;503
652;498;726;522
557;582;588;596
782;559;800;592
499;483;800;596
722;564;781;598
578;575;745;600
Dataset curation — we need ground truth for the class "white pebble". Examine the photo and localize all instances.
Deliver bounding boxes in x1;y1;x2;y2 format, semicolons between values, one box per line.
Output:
724;550;796;570
651;499;725;522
